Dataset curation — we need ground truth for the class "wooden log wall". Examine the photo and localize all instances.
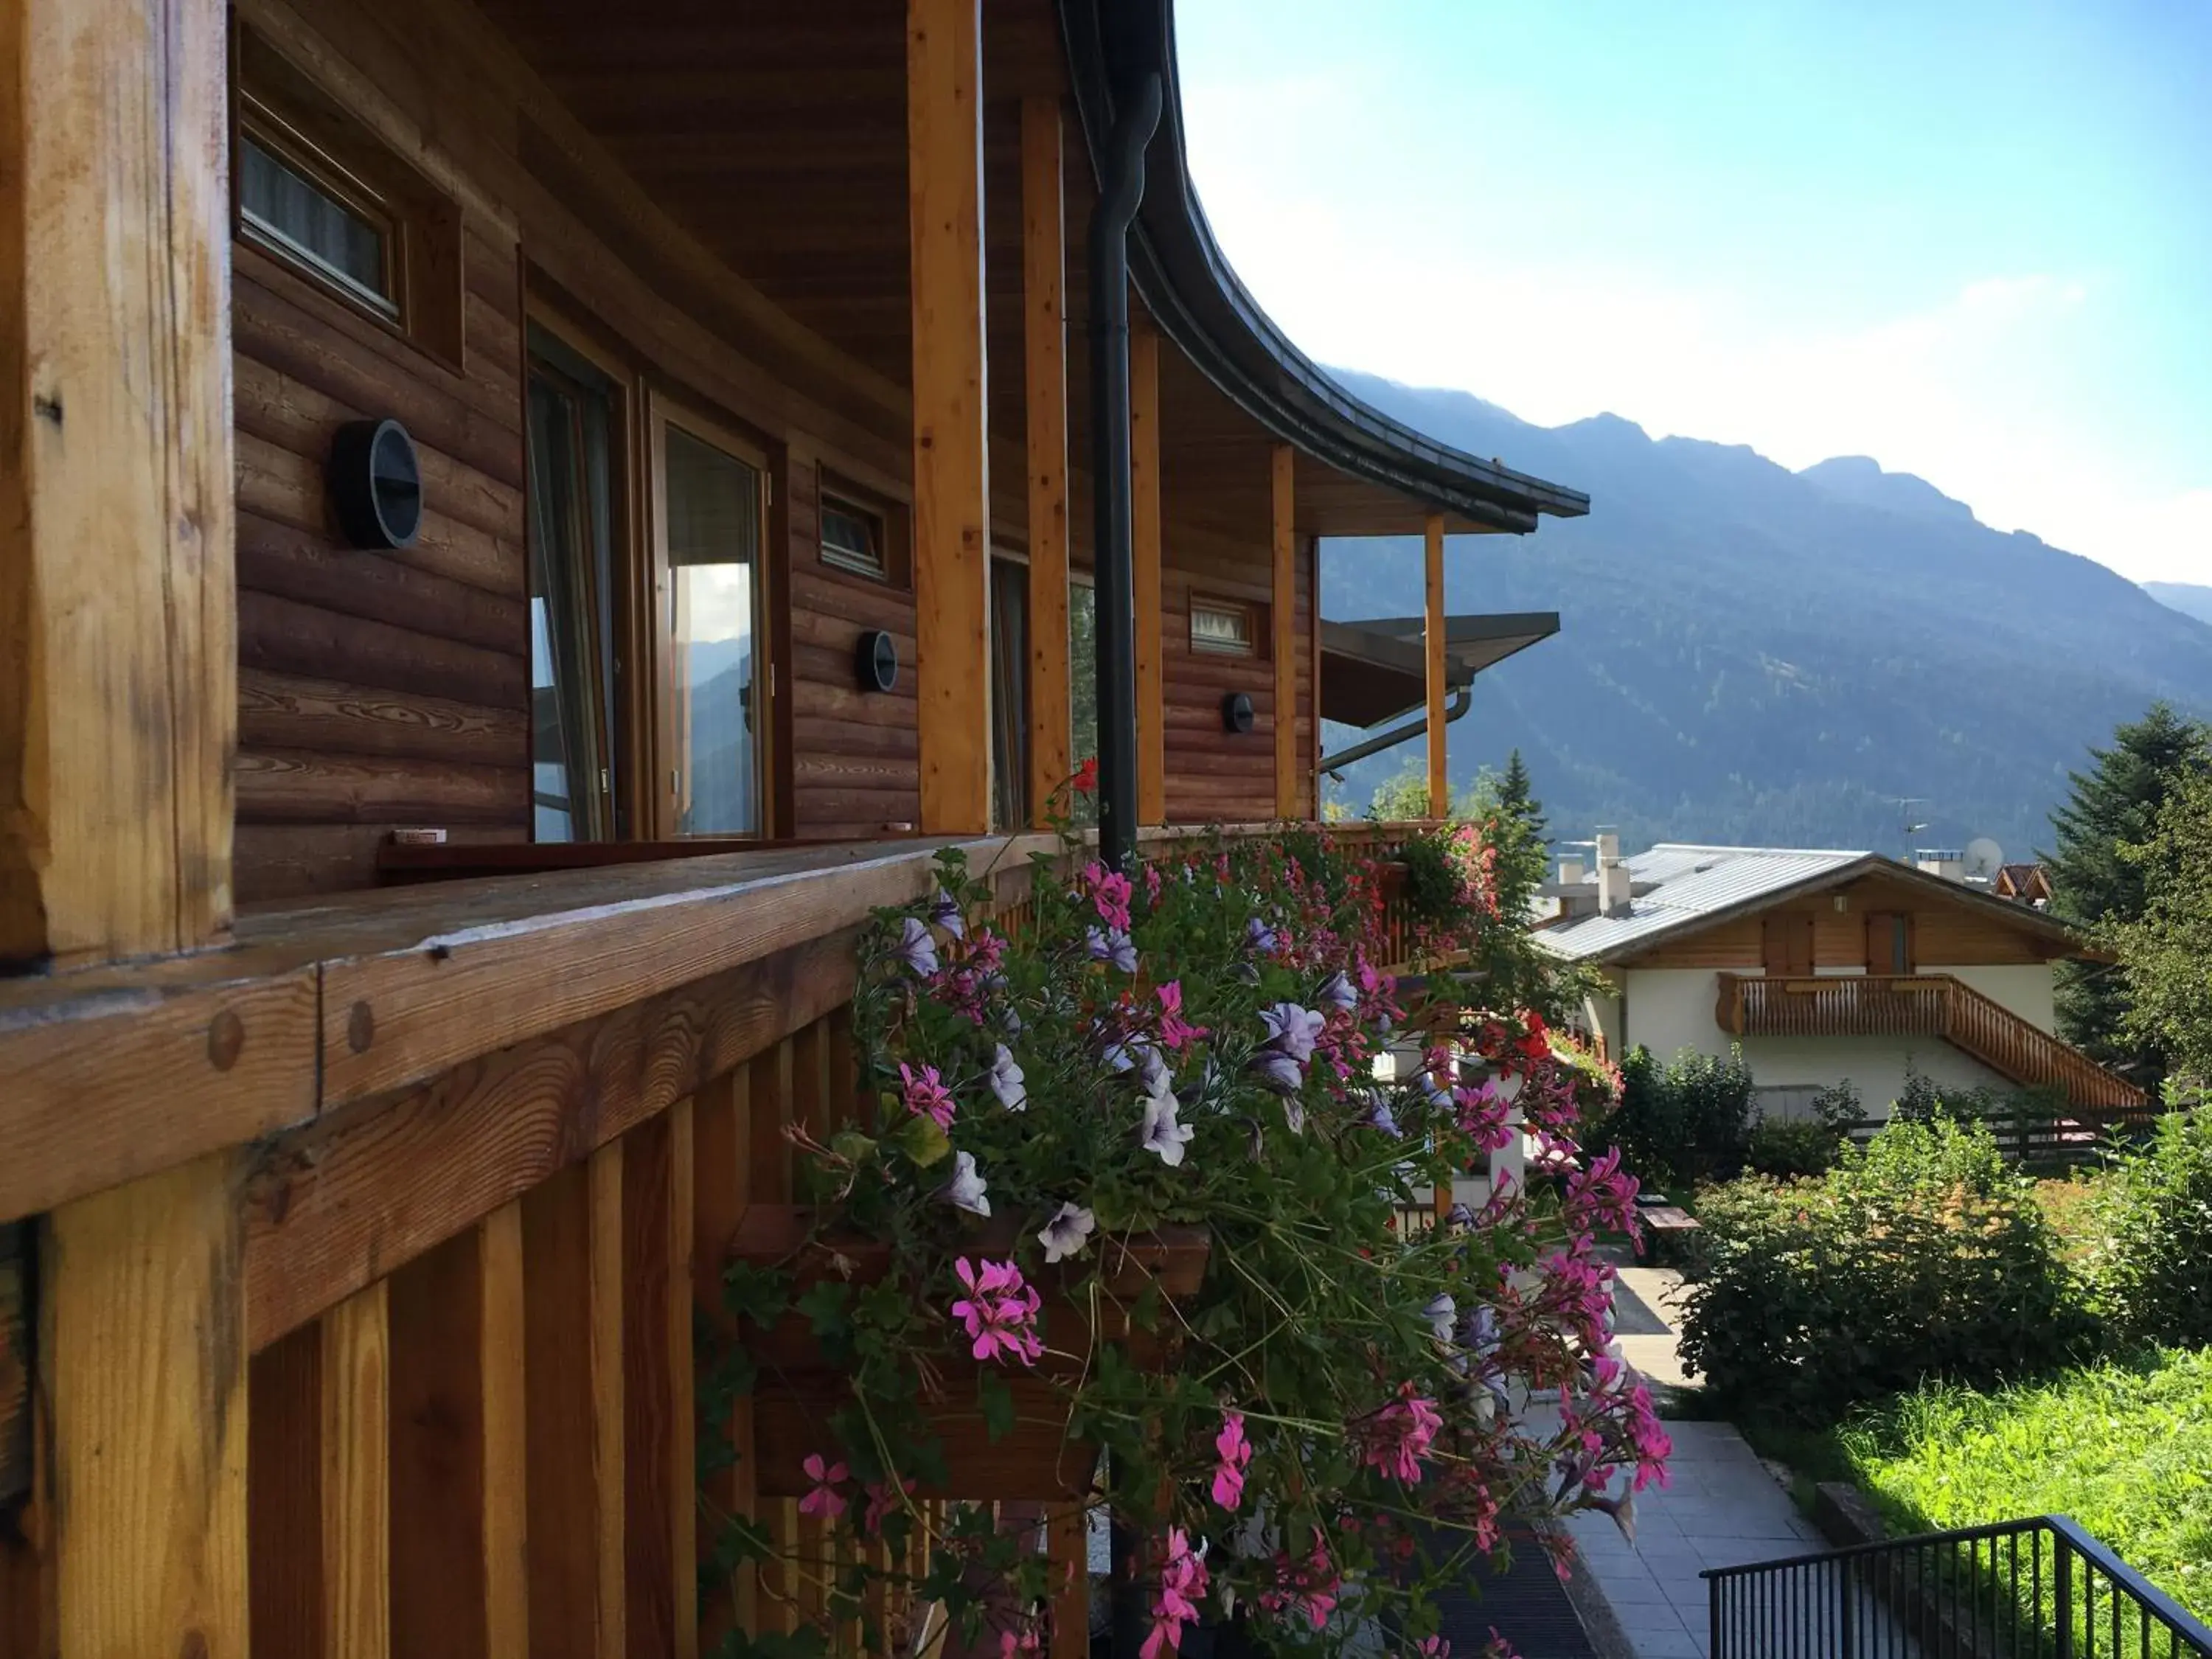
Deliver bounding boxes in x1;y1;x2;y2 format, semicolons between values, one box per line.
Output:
1160;516;1315;827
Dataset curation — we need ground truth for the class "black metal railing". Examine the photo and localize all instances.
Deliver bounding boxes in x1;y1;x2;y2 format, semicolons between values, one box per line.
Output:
1704;1515;2212;1659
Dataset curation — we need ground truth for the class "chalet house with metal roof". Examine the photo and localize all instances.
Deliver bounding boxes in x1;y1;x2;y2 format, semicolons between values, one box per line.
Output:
0;0;1593;1648
1539;834;2143;1116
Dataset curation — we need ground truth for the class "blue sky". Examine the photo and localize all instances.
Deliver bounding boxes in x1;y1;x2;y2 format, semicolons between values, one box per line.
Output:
1175;1;2211;585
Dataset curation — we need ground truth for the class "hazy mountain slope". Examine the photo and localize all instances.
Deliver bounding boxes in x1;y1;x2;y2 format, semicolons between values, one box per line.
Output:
1321;372;2212;855
2145;582;2212;627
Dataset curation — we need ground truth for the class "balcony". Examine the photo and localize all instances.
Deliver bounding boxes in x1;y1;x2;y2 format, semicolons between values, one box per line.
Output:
1716;972;2147;1112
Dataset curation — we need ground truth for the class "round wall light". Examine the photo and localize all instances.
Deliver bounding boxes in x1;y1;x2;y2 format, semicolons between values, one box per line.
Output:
1221;692;1256;734
855;629;900;693
327;419;423;550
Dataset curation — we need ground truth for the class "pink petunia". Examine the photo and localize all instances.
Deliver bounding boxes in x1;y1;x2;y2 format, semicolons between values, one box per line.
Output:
799;1453;848;1520
1079;861;1135;931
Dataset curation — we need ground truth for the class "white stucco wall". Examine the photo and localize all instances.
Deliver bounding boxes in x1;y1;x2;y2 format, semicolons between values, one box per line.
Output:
1618;963;2048;1116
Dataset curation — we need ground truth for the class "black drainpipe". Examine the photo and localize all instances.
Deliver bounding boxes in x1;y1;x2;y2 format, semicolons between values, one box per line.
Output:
1088;71;1163;875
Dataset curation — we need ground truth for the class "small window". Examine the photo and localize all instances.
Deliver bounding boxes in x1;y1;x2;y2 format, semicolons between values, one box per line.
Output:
821;492;888;580
237;118;397;319
1190;595;1256;655
233;26;466;365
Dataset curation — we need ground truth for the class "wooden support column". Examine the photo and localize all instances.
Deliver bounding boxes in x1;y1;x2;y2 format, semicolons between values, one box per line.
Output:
1424;512;1448;821
0;0;236;968
908;0;992;833
1021;96;1071;818
46;1154;248;1658
1271;447;1298;820
1130;325;1165;825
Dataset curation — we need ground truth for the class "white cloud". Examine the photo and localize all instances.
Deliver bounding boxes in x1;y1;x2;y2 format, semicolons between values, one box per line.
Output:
1180;76;2212;589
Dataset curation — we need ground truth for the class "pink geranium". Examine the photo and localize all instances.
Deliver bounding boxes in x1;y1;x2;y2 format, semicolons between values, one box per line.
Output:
900;1062;957;1129
1210;1410;1252;1511
1156;981;1208;1051
1080;861;1135;931
1140;1528;1209;1659
1363;1389;1444;1484
799;1453;847;1520
950;1257;1044;1365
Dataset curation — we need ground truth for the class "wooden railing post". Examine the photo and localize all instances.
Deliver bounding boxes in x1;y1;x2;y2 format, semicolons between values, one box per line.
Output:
1423;512;1448;821
1021;95;1071;821
0;0;236;969
1272;446;1298;820
908;0;992;835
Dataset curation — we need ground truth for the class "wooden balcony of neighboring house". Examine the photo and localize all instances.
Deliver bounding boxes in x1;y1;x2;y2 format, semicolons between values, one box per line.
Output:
1715;970;2148;1113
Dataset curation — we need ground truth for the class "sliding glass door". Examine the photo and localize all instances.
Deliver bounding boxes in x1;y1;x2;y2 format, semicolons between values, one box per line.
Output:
652;401;769;838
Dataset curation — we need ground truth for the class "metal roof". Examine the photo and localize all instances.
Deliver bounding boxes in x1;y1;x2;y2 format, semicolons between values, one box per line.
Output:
1319;613;1561;727
1537;844;1871;961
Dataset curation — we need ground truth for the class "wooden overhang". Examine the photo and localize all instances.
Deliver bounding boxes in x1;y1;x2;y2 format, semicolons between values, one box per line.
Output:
465;0;1588;546
1321;613;1562;728
1055;0;1592;537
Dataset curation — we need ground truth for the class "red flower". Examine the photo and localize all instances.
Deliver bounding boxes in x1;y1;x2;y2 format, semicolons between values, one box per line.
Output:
1071;757;1099;794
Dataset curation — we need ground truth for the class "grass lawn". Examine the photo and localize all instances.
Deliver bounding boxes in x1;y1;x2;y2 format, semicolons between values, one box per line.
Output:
1838;1347;2212;1624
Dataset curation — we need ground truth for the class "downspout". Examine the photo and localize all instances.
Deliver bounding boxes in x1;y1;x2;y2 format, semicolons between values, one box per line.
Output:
1088;72;1164;874
1318;681;1474;780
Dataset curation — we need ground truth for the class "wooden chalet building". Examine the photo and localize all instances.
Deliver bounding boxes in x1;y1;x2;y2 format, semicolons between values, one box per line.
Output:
0;1;1587;1653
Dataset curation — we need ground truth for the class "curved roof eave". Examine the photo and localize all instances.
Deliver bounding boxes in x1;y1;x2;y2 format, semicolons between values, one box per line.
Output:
1054;0;1591;535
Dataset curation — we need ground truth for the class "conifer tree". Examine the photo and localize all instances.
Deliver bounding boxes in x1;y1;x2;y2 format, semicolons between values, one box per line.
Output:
2043;702;2211;1082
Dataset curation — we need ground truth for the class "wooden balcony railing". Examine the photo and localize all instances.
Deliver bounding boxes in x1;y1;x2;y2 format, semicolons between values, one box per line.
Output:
0;818;1450;1657
1716;972;2148;1111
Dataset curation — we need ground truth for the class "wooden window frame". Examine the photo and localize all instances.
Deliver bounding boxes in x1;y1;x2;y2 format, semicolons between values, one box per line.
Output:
232;24;465;368
522;302;648;842
647;390;778;841
816;471;911;590
1189;591;1260;658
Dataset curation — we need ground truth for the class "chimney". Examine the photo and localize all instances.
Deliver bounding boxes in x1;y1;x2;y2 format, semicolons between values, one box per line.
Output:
1596;827;1632;917
1558;856;1585;886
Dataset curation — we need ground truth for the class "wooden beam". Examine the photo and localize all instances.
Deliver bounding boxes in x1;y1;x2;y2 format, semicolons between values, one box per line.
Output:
1021;96;1071;821
621;1105;698;1659
478;1204;530;1659
1130;325;1165;825
1425;512;1448;821
908;0;992;833
44;1153;248;1658
0;0;236;967
1272;447;1298;820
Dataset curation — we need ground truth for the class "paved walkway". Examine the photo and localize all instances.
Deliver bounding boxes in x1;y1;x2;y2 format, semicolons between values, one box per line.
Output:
1548;1260;1914;1659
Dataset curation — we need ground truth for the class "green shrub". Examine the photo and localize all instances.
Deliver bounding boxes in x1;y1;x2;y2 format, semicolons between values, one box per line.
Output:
1745;1116;1846;1179
1678;1117;2098;1422
2081;1105;2212;1348
1595;1045;1756;1195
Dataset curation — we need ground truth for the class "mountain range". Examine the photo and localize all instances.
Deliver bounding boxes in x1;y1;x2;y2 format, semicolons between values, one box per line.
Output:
1318;371;2212;858
2145;582;2212;627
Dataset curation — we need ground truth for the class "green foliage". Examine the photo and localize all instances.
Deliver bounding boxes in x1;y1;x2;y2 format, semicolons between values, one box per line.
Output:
2045;702;2212;1086
2080;1104;2212;1349
1592;1046;1756;1196
1838;1348;2212;1626
2113;771;2212;1082
1745;1116;1846;1180
1678;1117;2098;1423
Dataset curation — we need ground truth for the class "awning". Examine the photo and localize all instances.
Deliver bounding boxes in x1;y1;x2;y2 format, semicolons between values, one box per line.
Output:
1320;613;1560;728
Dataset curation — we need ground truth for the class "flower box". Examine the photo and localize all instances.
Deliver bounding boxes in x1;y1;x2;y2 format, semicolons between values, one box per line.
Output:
726;1204;1208;1500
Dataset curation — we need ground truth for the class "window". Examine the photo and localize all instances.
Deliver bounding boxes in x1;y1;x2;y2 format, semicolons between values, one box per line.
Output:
821;493;887;579
234;27;465;362
990;556;1029;830
525;325;625;843
1190;595;1256;655
655;405;770;838
1866;912;1915;975
237;123;395;317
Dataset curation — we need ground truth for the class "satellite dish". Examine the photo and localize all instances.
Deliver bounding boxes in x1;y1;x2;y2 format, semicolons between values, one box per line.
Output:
1964;837;2005;879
